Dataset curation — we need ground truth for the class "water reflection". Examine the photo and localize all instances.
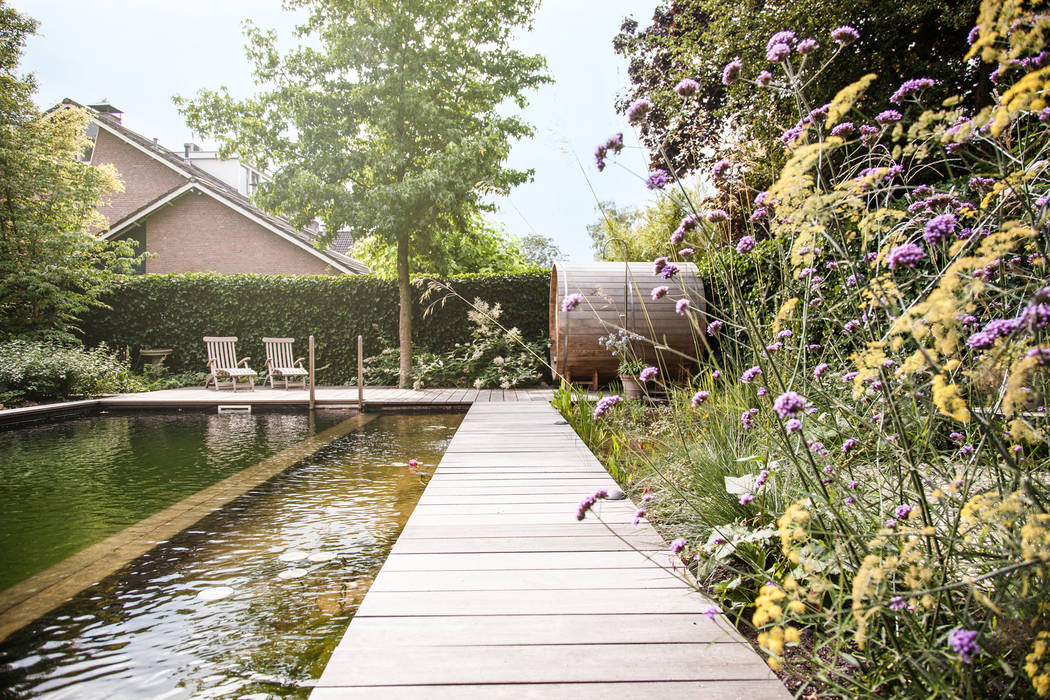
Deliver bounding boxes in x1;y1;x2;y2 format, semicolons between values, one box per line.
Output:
0;410;348;589
0;412;462;699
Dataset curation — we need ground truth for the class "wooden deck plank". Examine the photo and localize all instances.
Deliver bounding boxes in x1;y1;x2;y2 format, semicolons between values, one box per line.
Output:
312;680;790;700
318;644;777;686
311;401;787;698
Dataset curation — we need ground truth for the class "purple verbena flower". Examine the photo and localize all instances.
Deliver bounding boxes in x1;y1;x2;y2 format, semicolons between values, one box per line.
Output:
722;58;743;86
661;263;680;280
675;78;700;96
633;508;646;525
860;124;880;146
766;31;796;62
756;70;773;87
831;122;855;137
876;110;903;125
593;395;622;420
785;418;803;434
831;25;859;45
653;256;668;275
711;370;721;380
736;235;757;254
676;298;691;314
924;213;957;244
562;293;584;312
712;159;732;180
886;243;925;270
575;488;608;520
627;98;652;124
691;390;709;407
889;596;908;611
774;391;808;419
670;537;688;554
798;38;819;54
842;438;858;454
706;209;729;223
948;628;980;663
741;366;762;383
739;492;755;505
894;504;914;520
647;169;671;190
814;363;829;379
651;285;669;301
679;247;694;257
639;366;659;382
890;78;936;104
749;208;768;221
706;320;723;335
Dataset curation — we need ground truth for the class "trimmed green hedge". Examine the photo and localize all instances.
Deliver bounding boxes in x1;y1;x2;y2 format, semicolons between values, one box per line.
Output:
78;272;550;384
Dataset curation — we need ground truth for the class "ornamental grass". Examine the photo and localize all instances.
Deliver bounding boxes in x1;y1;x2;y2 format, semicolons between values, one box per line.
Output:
559;3;1050;697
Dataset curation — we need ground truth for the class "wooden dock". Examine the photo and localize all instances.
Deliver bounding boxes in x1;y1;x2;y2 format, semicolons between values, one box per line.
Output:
0;386;558;425
312;401;788;698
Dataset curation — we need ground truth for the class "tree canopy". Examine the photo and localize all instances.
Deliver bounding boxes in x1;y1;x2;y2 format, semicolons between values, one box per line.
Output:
0;6;137;341
178;0;549;386
614;0;984;177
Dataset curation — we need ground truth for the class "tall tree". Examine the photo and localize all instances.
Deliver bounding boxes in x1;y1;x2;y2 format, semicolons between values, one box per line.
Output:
178;0;549;387
517;232;561;268
585;201;637;260
352;215;533;276
0;5;137;341
614;0;984;177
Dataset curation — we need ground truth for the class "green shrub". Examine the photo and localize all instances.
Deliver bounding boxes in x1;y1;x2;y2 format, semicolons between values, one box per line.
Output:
77;271;550;384
0;341;147;405
364;299;549;389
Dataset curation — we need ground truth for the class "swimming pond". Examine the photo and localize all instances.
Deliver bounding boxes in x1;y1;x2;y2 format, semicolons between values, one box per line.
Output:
0;411;462;698
0;409;350;590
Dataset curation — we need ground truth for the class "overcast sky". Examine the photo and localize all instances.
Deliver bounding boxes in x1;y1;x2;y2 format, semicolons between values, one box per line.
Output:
14;0;664;262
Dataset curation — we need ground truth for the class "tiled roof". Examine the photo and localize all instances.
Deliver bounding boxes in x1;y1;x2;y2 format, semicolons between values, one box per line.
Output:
63;98;369;274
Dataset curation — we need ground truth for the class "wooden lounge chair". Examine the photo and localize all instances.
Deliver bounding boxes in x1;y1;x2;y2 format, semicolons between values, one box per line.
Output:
203;336;256;391
262;337;310;389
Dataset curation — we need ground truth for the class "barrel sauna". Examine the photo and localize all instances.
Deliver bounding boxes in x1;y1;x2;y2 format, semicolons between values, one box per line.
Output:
549;261;707;385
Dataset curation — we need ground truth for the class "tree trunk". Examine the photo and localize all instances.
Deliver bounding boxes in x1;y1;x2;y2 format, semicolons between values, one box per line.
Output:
397;231;412;388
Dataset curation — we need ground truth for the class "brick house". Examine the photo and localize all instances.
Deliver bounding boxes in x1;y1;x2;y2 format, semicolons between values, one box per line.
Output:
64;99;368;276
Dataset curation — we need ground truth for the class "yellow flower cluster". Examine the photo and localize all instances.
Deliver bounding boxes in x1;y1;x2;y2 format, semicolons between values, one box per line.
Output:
886;222;1036;388
757;624;801;670
961;490;1026;531
753;582;786;627
1021;514;1050;566
826;74;877;126
932;373;972;424
777;498;812;560
851;533;935;647
1027;631;1050;697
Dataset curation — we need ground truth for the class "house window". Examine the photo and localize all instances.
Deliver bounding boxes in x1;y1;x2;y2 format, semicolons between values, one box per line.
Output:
121;224;147;274
80;123;99;163
241;165;262;197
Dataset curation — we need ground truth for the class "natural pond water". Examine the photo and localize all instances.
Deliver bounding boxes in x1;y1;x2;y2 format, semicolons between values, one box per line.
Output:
0;411;462;699
0;409;349;590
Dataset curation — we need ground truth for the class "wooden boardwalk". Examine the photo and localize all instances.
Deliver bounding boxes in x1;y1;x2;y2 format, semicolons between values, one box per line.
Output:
312;402;788;699
0;386;558;425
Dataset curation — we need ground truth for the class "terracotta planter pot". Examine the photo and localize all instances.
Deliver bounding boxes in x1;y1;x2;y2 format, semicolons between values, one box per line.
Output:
620;374;644;399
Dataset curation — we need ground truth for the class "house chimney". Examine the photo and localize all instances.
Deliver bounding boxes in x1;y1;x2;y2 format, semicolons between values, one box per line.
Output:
87;100;123;124
183;142;200;159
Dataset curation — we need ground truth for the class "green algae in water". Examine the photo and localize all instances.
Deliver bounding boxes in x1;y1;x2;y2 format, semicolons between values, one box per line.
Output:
0;409;348;590
0;412;463;699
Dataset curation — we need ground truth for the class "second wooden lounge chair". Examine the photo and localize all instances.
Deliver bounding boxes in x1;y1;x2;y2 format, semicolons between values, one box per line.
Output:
203;336;257;391
262;337;310;389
